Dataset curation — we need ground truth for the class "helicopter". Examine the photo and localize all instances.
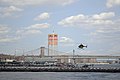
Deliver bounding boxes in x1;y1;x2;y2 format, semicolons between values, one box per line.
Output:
78;43;87;49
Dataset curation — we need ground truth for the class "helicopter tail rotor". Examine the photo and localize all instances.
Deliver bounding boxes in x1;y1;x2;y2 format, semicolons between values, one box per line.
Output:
85;45;87;48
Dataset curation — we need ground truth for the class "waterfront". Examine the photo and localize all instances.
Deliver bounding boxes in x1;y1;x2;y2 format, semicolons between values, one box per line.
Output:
0;72;120;80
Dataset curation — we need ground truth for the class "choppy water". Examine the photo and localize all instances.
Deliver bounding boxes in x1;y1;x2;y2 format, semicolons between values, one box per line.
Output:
0;72;120;80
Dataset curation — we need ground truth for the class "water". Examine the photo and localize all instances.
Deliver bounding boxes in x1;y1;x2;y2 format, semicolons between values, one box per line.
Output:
0;72;120;80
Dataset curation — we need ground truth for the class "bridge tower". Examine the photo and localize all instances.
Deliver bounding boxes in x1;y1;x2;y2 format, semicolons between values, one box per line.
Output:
48;32;58;56
40;47;45;58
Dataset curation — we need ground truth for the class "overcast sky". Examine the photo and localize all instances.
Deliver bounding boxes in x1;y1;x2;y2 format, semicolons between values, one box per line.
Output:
0;0;120;55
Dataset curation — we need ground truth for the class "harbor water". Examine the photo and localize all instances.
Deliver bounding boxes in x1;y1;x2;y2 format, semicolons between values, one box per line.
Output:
0;72;120;80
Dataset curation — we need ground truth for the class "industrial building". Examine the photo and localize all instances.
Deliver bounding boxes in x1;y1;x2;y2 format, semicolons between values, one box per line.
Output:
48;33;58;56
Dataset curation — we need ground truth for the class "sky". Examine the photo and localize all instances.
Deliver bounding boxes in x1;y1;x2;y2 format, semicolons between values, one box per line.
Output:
0;0;120;56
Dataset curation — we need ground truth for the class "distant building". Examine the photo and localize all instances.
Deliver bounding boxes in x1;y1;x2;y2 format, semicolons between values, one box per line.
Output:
48;33;58;56
73;58;97;63
24;56;57;65
0;54;24;62
56;55;69;63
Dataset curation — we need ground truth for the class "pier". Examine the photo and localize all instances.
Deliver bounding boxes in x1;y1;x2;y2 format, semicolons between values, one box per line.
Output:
0;63;120;72
0;66;120;72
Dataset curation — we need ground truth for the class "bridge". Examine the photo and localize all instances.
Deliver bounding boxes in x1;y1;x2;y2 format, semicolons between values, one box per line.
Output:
23;47;120;60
